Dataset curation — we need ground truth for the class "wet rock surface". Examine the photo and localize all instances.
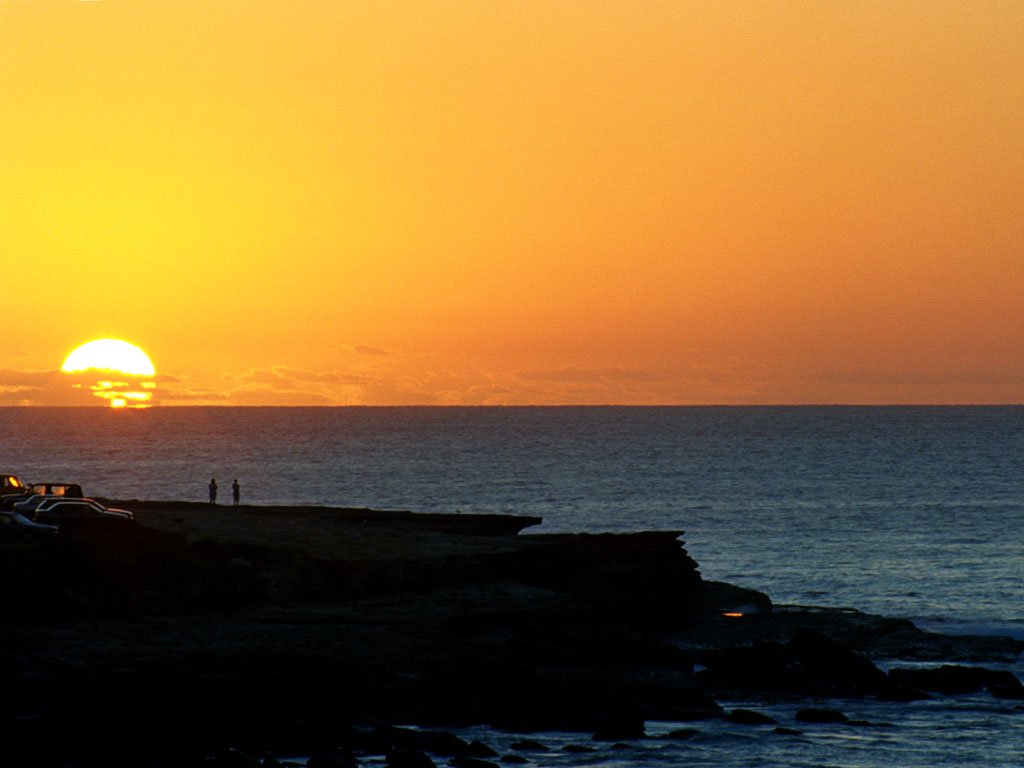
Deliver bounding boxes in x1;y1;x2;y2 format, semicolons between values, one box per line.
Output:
888;664;1024;695
0;500;1019;765
795;708;848;723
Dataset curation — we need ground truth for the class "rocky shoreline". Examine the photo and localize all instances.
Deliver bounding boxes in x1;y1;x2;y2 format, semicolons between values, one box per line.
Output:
1;501;1020;766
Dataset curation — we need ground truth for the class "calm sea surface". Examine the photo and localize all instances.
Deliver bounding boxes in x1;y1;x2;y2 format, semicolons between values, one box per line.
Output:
3;406;1023;765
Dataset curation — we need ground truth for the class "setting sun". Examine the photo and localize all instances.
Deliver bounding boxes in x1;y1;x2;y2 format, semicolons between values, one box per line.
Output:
61;338;156;408
62;339;156;376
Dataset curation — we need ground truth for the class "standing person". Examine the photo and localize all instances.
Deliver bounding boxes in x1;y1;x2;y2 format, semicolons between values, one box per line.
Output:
232;479;240;506
209;477;218;504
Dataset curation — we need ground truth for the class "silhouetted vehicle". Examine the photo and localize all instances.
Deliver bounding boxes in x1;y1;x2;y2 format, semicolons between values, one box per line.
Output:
0;474;25;509
13;495;49;516
26;483;84;498
32;498;133;525
0;495;22;511
1;482;84;511
0;510;58;537
1;474;23;493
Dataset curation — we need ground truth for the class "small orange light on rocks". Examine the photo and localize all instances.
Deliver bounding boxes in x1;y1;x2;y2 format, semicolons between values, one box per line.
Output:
722;612;745;618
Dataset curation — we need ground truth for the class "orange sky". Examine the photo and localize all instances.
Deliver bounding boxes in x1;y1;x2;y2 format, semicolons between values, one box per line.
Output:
2;1;1022;405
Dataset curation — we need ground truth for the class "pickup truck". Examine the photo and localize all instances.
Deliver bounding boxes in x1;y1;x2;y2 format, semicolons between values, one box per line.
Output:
25;483;84;498
0;479;84;511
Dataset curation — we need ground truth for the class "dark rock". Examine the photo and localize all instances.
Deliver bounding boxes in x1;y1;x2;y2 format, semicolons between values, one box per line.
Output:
466;740;499;758
660;728;700;740
875;684;931;702
499;756;529;764
788;629;889;693
795;708;848;724
417;731;472;757
698;629;892;698
610;743;632;750
449;758;499;768
372;725;409;753
512;532;702;625
509;741;547;752
696;580;774;617
375;726;470;758
991;684;1024;700
310;752;359;768
664;708;723;721
592;714;645;741
12;498;1024;765
351;726;393;755
773;727;802;736
375;725;413;748
387;748;437;768
561;744;596;753
727;709;778;725
619;680;722;722
215;748;262;768
888;665;1023;695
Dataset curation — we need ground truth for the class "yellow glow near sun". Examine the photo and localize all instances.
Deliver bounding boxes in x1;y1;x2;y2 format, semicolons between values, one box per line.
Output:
61;338;157;408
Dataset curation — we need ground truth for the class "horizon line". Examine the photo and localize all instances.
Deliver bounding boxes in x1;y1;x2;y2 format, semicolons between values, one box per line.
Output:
1;403;1023;409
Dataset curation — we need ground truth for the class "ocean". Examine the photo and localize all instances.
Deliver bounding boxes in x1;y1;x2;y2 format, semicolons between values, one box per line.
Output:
3;405;1023;764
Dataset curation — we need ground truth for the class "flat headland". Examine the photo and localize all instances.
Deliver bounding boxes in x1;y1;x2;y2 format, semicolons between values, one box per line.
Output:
1;501;1020;766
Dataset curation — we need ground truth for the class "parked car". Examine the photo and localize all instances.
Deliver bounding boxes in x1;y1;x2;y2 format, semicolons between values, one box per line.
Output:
1;481;83;512
0;510;58;537
32;498;133;525
13;495;49;516
0;494;23;511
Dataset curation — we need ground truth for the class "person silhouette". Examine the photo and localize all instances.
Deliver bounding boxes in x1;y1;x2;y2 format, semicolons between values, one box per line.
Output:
232;479;240;506
209;477;218;504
